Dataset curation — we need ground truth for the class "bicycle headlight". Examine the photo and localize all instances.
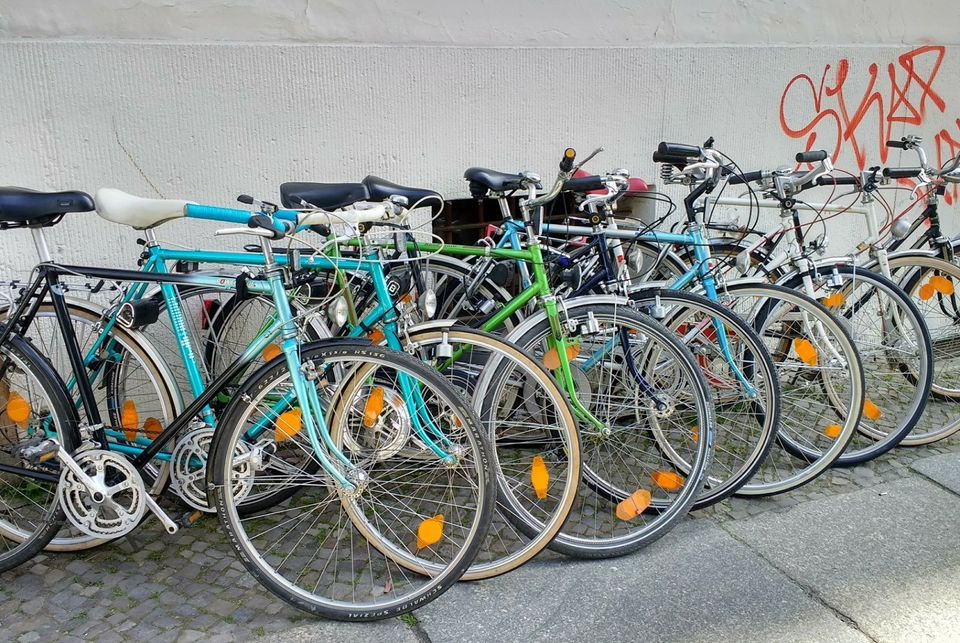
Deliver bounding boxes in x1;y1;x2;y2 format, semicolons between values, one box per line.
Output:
329;295;349;328
420;288;437;319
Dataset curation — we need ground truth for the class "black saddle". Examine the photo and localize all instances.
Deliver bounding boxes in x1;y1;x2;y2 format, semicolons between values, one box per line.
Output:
0;187;94;227
463;168;526;198
280;182;368;210
362;176;443;211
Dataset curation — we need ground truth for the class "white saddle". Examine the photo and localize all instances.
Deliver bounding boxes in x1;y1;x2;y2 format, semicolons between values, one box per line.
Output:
96;188;193;230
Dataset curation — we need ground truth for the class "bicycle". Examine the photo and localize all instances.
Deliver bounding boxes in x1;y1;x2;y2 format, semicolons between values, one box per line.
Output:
0;186;495;621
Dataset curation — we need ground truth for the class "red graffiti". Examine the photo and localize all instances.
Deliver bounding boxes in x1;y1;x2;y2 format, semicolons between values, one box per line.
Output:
779;45;960;204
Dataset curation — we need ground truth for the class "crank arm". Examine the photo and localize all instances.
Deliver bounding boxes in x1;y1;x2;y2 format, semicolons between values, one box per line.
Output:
143;491;179;535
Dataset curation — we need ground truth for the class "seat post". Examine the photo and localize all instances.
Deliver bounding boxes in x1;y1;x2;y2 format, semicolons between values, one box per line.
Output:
29;227;52;262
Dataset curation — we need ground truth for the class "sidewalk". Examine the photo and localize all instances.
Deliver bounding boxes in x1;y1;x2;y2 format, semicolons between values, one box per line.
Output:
3;443;960;642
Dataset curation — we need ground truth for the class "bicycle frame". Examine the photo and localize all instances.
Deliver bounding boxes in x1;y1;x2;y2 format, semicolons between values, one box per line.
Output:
539;220;755;395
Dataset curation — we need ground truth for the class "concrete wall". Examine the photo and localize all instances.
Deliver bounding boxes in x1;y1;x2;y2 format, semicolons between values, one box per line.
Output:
0;2;957;276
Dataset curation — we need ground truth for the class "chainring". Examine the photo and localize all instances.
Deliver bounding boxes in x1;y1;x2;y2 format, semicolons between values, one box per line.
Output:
171;427;255;512
58;449;146;539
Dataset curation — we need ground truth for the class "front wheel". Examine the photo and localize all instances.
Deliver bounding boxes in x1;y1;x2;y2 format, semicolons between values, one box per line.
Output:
0;334;80;571
508;302;715;559
207;341;494;621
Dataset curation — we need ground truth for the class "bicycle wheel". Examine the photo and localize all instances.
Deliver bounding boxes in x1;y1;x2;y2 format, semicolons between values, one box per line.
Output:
508;302;714;558
0;301;178;551
207;341;494;621
402;327;580;579
886;254;960;444
779;264;932;464
0;333;79;571
629;289;780;508
720;283;865;494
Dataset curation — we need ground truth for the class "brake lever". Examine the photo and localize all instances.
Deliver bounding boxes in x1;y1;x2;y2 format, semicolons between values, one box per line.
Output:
573;147;603;173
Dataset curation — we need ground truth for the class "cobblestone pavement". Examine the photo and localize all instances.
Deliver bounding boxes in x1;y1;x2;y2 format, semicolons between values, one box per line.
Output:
2;424;960;642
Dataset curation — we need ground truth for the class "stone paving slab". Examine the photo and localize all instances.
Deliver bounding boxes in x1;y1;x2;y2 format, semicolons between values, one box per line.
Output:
414;520;869;643
725;476;960;643
910;451;960;494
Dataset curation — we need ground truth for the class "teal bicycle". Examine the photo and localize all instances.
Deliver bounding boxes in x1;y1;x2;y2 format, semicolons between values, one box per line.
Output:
0;186;495;621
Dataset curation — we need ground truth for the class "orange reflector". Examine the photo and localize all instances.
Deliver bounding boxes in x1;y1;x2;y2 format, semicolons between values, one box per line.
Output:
143;417;163;440
824;424;842;439
862;400;882;422
792;338;818;366
399;294;413;305
416;514;444;549
919;284;935;301
121;400;139;442
651;471;685;492
531;455;549;500
821;293;845;309
275;409;303;442
542;343;582;370
262;343;282;362
615;490;651;521
363;387;386;428
6;393;30;425
691;426;699;443
930;275;955;295
368;329;385;344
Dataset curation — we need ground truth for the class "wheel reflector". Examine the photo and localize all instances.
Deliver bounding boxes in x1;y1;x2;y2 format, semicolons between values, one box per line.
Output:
792;338;818;366
919;284;935;300
416;514;444;549
531;455;549;499
542;343;581;370
275;409;303;442
363;387;386;428
143;417;163;440
121;400;139;441
652;470;685;492
368;329;385;344
862;400;882;421
824;424;842;439
615;490;651;521
930;275;955;295
262;343;282;362
821;293;845;309
6;393;30;425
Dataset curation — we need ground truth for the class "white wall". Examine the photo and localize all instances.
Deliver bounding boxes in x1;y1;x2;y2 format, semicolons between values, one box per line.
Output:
0;2;957;276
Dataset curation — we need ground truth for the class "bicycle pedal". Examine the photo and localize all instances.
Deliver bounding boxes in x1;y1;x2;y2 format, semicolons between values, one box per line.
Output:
18;438;59;464
178;510;205;527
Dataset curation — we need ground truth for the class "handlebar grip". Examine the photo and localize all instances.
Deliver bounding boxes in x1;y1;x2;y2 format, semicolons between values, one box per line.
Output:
237;194;255;205
883;167;922;179
727;170;764;185
657;142;701;158
816;176;861;186
249;213;289;239
886;140;908;150
563;176;606;193
560;148;576;172
653;151;689;165
795;150;828;163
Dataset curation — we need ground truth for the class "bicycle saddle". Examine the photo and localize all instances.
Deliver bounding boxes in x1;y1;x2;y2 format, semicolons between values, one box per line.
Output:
96;188;192;230
463;168;526;196
0;187;94;227
280;182;368;210
362;176;443;211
